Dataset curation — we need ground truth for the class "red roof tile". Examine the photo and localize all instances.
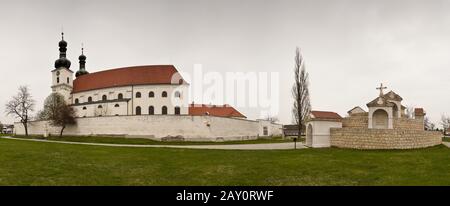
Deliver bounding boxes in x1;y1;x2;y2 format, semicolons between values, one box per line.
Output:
311;111;342;120
189;104;246;118
73;65;186;93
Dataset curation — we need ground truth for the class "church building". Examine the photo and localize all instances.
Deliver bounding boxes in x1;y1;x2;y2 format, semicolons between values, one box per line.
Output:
14;33;282;141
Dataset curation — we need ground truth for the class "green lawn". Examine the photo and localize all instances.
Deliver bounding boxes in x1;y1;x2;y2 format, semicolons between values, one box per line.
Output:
10;135;295;145
443;137;450;142
0;138;449;186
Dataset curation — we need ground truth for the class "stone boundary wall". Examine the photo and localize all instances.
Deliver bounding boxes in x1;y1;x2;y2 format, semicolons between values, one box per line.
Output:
343;114;423;130
393;118;423;130
330;128;442;149
342;115;368;128
14;115;283;142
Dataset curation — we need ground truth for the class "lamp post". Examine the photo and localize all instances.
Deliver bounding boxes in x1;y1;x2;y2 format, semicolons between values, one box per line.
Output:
293;137;297;150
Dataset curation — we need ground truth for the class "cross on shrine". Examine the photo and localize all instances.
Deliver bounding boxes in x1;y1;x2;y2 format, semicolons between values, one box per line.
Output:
376;83;387;96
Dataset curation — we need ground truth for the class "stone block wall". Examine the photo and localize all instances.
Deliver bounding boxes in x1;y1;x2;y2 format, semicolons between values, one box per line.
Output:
330;128;442;149
393;118;424;130
342;114;368;128
343;113;423;130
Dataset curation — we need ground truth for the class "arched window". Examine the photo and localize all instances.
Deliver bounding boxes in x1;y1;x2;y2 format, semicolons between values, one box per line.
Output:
149;106;154;115
118;93;123;100
161;106;167;115
114;104;120;108
82;107;87;110
174;91;181;98
174;106;180;115
149;91;154;98
102;95;107;101
136;92;141;98
88;97;92;102
162;91;167;98
136;106;141;115
67;77;69;84
75;98;79;104
57;77;60;83
98;105;103;109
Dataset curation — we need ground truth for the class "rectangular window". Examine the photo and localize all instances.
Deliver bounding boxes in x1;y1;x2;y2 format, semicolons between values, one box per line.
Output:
263;127;268;136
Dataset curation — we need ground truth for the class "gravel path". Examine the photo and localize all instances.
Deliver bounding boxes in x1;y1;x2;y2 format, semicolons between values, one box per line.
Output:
443;142;450;148
0;136;305;150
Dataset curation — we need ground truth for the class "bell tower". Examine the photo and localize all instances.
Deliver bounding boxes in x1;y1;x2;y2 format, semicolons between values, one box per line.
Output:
51;32;73;103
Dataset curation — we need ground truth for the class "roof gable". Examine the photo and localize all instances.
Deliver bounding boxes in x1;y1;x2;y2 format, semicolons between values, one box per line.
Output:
310;111;342;120
367;96;395;107
383;91;403;101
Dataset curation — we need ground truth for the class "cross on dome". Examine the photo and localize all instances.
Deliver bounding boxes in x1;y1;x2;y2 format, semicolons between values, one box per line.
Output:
376;83;387;96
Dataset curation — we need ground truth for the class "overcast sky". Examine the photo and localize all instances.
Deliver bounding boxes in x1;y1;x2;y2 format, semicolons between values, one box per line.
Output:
0;0;449;126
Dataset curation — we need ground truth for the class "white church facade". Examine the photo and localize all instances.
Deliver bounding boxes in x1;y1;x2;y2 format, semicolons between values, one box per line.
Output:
14;33;282;141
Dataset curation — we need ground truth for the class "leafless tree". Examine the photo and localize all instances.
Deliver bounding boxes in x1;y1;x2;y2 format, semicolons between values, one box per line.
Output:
292;47;311;138
424;117;435;131
4;86;35;136
265;115;279;124
441;114;450;134
41;93;76;137
405;106;415;119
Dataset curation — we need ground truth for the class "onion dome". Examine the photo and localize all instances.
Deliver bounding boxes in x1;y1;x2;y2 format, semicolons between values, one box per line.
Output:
54;32;71;69
75;46;89;77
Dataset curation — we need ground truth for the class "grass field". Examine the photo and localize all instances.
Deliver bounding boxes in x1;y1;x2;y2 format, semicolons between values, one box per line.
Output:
11;135;295;145
0;138;449;186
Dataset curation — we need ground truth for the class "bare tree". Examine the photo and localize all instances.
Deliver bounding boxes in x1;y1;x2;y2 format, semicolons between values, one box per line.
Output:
5;86;35;136
265;115;279;124
424;117;435;131
405;106;415;119
292;47;311;138
441;114;450;135
40;93;76;137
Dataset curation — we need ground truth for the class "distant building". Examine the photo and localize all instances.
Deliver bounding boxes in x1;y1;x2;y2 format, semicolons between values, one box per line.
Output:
1;125;14;134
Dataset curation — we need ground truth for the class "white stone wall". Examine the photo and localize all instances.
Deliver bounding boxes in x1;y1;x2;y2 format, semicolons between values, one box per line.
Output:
258;120;283;137
14;115;281;141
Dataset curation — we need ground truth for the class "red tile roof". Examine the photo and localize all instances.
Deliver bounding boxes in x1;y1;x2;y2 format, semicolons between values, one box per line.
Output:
310;111;342;120
189;104;246;118
73;65;186;93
